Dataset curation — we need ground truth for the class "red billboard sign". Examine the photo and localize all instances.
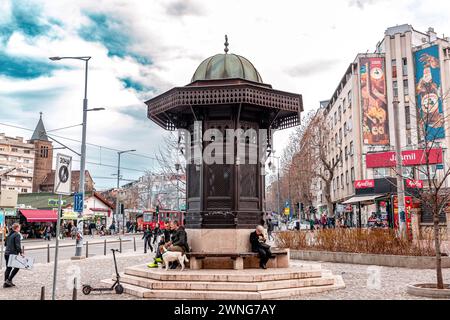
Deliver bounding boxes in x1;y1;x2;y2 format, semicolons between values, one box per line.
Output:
354;179;375;189
366;148;443;168
406;179;423;188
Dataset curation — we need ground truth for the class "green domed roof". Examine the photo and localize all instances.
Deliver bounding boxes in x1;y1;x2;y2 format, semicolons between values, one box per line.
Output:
191;53;263;83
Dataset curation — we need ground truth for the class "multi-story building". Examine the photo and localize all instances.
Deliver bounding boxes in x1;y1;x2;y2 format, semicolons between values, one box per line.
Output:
0;133;35;193
315;24;450;236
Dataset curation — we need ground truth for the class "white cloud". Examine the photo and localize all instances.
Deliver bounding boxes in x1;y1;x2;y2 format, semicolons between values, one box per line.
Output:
2;0;450;188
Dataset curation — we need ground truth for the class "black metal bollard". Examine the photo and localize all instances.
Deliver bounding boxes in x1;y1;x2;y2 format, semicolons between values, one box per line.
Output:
119;237;122;253
104;239;107;256
86;241;89;258
72;278;77;300
22;246;25;255
133;237;136;252
47;244;50;263
40;286;45;300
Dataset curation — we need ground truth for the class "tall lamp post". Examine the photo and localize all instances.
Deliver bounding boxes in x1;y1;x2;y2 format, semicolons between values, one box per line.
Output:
49;56;104;256
175;163;181;211
268;155;281;216
115;149;135;235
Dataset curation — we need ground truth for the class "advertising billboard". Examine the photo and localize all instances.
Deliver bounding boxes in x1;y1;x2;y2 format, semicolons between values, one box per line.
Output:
360;57;389;145
414;45;444;140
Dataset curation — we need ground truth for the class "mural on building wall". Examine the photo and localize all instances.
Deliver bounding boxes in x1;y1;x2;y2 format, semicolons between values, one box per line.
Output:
414;45;444;140
360;57;390;145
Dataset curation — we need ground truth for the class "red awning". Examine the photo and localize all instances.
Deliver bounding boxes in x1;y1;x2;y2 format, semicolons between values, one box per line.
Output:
20;209;57;223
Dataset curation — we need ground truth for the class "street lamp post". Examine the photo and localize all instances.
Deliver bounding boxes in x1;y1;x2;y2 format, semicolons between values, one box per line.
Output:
175;163;180;211
49;56;104;257
115;150;135;235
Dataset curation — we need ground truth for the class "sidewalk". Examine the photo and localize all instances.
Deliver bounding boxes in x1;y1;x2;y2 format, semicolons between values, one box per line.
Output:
21;234;142;251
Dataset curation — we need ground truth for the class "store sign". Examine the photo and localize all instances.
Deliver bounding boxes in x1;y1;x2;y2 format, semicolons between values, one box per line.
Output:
406;179;423;188
48;199;67;207
354;179;375;189
366;148;443;168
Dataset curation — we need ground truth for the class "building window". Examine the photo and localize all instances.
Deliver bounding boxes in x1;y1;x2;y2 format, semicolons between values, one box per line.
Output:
403;79;409;96
40;146;48;158
338;106;342;121
405;105;411;126
341;173;344;189
24;150;30;154
403;166;414;179
374;167;390;179
349;141;354;155
346;170;349;185
393;81;398;97
339;128;342;142
343;98;346;112
345;146;348;160
402;58;408;75
344;122;347;136
348;90;352;106
334;112;337;125
392;59;397;78
21;188;28;193
351;167;355;181
11;147;18;152
418;165;437;180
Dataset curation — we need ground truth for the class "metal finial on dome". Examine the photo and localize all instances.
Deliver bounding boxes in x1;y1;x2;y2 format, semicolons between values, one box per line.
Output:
224;35;229;54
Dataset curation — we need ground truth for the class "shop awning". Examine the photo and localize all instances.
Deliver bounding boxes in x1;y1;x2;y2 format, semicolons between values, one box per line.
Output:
342;194;386;204
20;209;57;223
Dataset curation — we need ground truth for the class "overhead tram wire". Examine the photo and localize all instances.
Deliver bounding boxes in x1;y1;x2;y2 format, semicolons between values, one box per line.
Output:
0;121;159;161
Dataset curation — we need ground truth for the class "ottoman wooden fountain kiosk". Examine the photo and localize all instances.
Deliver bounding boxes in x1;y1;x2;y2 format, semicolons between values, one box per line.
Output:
104;38;345;299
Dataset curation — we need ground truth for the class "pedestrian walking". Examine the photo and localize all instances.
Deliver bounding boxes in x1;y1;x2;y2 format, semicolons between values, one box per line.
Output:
267;218;274;241
152;224;160;245
109;222;116;235
142;226;153;252
3;223;23;288
44;225;52;241
89;222;96;237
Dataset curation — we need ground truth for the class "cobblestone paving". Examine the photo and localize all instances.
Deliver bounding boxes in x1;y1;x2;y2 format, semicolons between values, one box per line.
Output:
290;260;450;300
1;253;449;300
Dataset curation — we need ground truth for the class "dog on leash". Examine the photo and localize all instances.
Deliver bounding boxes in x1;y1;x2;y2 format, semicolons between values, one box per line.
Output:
159;245;189;271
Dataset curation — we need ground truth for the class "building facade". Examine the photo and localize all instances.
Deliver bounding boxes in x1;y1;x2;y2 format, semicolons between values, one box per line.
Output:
0;133;35;193
315;24;450;235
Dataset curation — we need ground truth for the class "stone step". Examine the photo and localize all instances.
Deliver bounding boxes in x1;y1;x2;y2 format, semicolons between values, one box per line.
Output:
124;265;323;282
101;275;345;300
117;273;336;292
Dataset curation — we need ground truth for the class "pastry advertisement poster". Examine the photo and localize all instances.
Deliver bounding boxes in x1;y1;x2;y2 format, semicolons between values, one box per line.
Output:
359;57;390;145
414;45;444;140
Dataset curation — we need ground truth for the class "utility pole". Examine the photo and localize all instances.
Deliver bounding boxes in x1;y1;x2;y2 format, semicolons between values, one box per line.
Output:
393;98;407;238
115;150;135;234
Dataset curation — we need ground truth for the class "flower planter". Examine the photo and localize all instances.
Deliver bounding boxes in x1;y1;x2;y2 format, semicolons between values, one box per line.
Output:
407;283;450;299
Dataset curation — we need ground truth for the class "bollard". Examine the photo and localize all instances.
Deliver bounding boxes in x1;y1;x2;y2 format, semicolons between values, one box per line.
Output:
119;237;122;253
133;237;136;252
86;241;89;258
104;239;107;256
40;286;45;300
72;278;77;300
47;244;50;263
22;246;25;255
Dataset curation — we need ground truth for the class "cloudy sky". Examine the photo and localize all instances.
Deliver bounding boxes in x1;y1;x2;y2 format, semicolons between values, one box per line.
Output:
1;0;450;190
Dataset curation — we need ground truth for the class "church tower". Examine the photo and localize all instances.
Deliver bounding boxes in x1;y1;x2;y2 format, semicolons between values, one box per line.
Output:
30;113;53;192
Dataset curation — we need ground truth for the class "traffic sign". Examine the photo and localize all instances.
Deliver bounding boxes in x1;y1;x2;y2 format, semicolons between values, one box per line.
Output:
54;153;72;195
437;164;444;170
74;192;83;213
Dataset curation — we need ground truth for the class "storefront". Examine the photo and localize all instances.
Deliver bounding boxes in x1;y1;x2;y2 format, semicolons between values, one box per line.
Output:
18;209;58;239
342;178;421;229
